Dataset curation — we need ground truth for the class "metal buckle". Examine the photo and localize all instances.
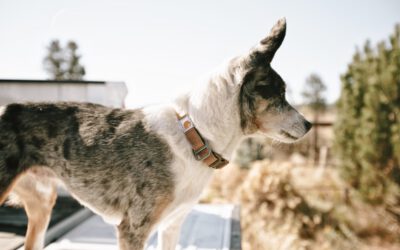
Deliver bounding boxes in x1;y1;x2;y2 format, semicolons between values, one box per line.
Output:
192;142;211;161
209;153;229;169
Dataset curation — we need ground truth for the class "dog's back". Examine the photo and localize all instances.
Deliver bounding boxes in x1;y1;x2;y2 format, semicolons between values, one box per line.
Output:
0;102;174;206
0;102;178;249
0;102;102;203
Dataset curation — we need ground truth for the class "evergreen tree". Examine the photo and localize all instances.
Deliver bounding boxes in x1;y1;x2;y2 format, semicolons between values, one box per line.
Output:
43;40;86;80
43;40;65;80
65;41;85;80
302;74;327;162
334;25;400;203
302;74;327;113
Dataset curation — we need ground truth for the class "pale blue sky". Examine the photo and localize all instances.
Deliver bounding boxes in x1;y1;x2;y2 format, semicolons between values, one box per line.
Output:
0;0;399;108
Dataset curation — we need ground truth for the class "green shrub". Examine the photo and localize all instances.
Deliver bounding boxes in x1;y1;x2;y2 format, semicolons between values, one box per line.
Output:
334;25;400;203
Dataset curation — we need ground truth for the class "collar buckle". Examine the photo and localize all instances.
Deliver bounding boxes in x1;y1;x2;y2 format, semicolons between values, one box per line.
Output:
192;141;212;161
177;113;229;169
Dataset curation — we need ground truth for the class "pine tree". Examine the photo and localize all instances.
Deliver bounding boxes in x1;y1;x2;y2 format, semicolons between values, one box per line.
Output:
334;25;400;203
388;25;400;184
302;74;327;163
65;41;85;80
43;40;86;80
43;40;65;80
302;74;327;113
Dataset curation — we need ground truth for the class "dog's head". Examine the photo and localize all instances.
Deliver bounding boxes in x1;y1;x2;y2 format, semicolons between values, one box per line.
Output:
234;18;311;143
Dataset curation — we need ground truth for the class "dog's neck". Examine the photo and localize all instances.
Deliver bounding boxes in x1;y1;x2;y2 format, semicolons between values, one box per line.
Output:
174;66;246;161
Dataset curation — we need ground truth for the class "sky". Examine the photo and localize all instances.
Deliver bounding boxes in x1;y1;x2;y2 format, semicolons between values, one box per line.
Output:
0;0;399;108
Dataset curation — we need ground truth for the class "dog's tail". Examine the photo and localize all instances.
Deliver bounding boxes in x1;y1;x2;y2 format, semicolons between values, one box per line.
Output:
0;140;26;205
0;105;26;205
0;169;22;205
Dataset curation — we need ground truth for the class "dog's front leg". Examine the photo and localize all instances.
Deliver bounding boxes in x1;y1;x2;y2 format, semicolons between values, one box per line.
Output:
156;209;190;250
117;218;148;250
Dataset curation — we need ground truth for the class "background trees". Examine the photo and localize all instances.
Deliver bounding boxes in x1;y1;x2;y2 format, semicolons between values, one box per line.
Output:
334;25;400;203
43;40;85;80
302;74;327;114
302;74;327;163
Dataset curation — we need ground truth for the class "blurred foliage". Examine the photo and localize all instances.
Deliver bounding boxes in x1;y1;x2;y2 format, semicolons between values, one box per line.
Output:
302;74;327;163
202;160;400;250
334;24;400;203
43;40;86;80
302;74;327;113
234;138;270;168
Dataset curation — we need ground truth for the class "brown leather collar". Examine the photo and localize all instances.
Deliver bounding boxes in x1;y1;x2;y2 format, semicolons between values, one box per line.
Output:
177;114;229;169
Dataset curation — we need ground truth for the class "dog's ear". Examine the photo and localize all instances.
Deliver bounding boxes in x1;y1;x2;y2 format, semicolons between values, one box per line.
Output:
250;18;286;64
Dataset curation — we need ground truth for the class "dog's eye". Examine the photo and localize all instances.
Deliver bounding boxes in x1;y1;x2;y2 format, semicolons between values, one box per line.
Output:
255;85;274;99
254;84;279;99
265;98;280;111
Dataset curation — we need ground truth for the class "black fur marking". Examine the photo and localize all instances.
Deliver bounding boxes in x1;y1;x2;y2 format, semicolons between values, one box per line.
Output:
5;155;19;171
138;213;150;228
1;104;23;133
253;72;285;100
106;109;125;128
101;178;111;190
109;127;116;134
237;19;287;133
83;179;90;186
63;138;71;160
16;137;25;152
112;197;120;207
136;182;148;198
31;136;45;148
29;152;44;164
64;167;71;176
239;62;287;133
47;123;58;138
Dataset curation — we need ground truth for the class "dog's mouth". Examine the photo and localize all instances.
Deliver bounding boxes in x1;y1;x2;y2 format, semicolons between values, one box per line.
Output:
279;130;299;141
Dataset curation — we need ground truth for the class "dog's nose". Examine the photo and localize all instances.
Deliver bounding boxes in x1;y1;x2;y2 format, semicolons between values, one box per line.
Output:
304;120;312;132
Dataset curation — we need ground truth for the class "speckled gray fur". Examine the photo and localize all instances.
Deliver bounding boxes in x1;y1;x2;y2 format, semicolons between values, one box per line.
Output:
0;102;174;249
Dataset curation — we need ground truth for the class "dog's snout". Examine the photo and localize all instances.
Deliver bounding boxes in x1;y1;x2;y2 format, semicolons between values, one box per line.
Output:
304;120;312;132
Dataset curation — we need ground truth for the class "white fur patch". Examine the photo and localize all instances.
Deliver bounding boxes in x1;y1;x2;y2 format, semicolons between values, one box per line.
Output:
35;181;54;197
101;214;122;225
0;106;5;117
72;196;122;225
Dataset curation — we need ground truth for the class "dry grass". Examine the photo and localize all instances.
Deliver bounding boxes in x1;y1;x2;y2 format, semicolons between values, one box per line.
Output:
201;159;400;250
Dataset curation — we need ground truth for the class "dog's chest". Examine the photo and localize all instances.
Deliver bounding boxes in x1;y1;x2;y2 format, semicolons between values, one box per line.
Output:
171;160;214;205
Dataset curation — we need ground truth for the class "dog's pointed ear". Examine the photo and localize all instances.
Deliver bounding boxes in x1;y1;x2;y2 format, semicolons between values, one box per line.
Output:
252;18;287;64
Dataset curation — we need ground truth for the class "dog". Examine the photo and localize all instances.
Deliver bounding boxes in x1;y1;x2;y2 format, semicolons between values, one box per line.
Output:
0;18;311;250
